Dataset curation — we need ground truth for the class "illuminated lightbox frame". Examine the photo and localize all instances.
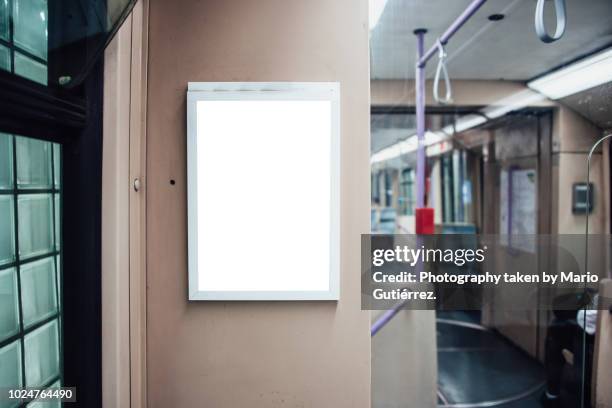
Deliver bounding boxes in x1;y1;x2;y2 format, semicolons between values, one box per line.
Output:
187;82;340;300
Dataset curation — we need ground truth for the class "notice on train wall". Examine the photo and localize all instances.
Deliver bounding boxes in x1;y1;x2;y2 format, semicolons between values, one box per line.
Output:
499;169;537;252
361;234;610;311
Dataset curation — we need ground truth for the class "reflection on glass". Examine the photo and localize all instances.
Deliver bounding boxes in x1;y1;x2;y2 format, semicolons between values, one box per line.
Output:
0;0;8;41
0;134;62;400
55;255;60;312
0;44;9;71
13;0;47;60
24;320;59;387
0;196;15;266
0;133;12;189
53;143;59;188
16;136;52;189
14;52;47;85
0;268;19;342
27;389;61;408
54;194;59;250
0;0;137;86
0;340;22;402
20;257;57;328
18;194;53;259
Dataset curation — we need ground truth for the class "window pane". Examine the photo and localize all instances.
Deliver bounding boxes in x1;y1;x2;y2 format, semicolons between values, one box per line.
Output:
24;319;59;387
0;133;12;189
14;52;47;86
27;380;61;408
0;341;23;404
55;255;60;308
54;194;59;250
20;257;57;328
53;143;60;188
27;390;61;408
18;194;53;259
16;137;52;189
0;196;15;266
0;0;8;41
0;44;9;72
13;0;47;60
0;268;19;342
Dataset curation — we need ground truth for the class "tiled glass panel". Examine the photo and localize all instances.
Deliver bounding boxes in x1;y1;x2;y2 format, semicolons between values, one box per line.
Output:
18;194;53;259
0;268;19;341
27;391;61;408
53;143;60;188
27;380;61;408
0;44;9;72
1;135;61;397
24;320;59;387
16;136;52;189
55;255;60;308
20;258;57;328
0;196;15;266
14;52;47;85
0;341;22;406
0;133;12;189
54;194;59;250
13;0;48;60
0;0;8;41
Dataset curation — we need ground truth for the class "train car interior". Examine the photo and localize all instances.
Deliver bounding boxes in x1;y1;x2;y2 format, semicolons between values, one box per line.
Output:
369;1;612;407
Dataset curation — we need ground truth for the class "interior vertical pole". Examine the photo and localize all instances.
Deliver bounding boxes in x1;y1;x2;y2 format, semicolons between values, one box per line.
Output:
414;29;427;209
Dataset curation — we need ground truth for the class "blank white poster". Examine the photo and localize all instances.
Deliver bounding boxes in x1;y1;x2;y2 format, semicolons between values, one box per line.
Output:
187;83;340;300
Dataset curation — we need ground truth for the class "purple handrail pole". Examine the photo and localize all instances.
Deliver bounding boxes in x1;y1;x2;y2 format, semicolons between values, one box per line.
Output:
371;303;405;336
415;29;426;208
370;0;487;337
417;0;488;68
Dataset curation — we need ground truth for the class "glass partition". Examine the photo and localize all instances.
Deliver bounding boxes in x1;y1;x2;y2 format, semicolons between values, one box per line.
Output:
0;132;62;407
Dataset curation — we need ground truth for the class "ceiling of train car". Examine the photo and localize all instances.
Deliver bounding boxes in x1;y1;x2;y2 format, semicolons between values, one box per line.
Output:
561;83;612;130
370;0;612;81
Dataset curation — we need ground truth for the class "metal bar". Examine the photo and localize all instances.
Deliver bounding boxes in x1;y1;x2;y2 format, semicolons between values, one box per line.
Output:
370;1;488;337
370;29;427;337
417;0;488;68
371;302;405;336
415;29;426;208
583;132;612;408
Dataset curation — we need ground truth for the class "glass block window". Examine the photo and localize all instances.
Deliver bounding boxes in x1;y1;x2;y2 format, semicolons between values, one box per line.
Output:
0;0;48;85
0;132;61;408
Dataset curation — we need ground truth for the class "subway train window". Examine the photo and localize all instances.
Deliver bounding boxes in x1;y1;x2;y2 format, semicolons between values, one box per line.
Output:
369;1;612;407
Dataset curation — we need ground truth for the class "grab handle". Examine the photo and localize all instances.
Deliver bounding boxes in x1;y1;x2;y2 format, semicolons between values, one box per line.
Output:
433;40;453;105
535;0;566;43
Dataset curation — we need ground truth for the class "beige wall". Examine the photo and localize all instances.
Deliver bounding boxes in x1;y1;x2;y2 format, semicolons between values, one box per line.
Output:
102;18;131;408
102;2;148;407
145;1;370;407
553;106;608;234
372;310;437;408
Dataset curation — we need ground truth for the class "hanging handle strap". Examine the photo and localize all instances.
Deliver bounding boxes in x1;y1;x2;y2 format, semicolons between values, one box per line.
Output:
433;40;453;105
535;0;567;43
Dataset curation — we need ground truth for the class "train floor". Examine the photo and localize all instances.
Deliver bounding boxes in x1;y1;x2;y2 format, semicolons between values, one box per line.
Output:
436;311;546;408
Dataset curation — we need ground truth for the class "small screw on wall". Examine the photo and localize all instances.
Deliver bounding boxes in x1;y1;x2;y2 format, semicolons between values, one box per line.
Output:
134;178;141;192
